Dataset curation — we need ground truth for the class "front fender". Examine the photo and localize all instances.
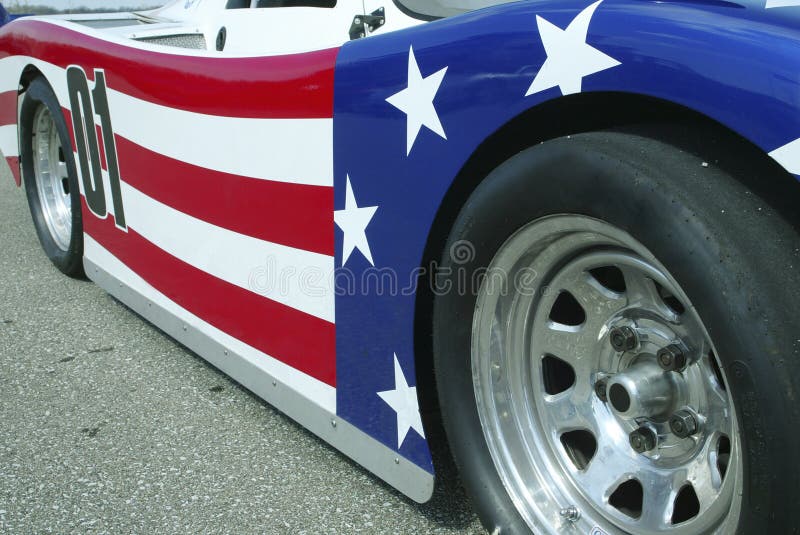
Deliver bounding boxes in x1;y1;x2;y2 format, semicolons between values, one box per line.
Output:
331;0;800;481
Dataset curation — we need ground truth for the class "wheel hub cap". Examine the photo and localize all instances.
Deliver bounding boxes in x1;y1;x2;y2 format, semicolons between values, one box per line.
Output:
607;359;678;420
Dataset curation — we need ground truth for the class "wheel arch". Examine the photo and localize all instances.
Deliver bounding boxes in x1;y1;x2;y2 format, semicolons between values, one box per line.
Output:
19;63;44;91
413;91;800;427
5;64;47;188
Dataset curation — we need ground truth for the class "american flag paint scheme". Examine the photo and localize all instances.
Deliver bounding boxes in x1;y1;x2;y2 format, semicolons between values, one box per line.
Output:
2;0;800;532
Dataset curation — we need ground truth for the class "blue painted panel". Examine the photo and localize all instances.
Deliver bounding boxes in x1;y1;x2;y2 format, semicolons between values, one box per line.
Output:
333;0;800;475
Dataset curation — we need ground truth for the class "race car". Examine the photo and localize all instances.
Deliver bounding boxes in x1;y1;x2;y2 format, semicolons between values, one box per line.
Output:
1;0;799;533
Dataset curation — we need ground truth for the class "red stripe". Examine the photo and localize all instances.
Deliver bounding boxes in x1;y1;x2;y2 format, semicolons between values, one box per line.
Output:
6;156;20;186
0;91;18;186
115;135;334;256
1;21;337;119
0;91;16;126
83;197;336;387
64;104;332;254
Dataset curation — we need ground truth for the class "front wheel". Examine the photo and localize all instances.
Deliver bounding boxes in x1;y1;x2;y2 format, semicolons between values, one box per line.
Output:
433;132;800;534
19;76;84;277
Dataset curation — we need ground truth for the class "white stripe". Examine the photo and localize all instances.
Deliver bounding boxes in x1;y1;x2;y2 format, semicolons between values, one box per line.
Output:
74;158;334;322
0;57;66;99
765;0;800;8
0;56;25;94
0;56;333;187
84;235;336;412
0;124;18;157
769;138;800;174
10;17;332;58
120;181;335;323
106;89;333;187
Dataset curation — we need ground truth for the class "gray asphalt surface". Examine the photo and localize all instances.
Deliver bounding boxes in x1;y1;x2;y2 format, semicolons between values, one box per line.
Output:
0;157;484;534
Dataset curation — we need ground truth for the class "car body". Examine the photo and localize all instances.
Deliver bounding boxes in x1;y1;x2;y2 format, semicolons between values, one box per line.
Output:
1;0;799;532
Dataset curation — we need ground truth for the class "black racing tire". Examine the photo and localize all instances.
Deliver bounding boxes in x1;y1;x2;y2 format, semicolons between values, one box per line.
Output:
19;76;84;277
433;132;800;534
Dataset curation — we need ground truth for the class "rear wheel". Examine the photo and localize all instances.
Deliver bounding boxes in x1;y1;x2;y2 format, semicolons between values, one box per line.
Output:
19;76;83;277
433;132;800;534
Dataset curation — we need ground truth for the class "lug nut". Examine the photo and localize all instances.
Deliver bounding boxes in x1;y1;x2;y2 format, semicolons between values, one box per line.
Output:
609;326;638;352
669;410;699;438
559;505;581;523
594;377;609;401
657;344;687;372
629;426;657;453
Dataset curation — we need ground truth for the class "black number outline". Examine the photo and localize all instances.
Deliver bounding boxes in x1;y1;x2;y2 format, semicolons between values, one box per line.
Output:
66;65;126;230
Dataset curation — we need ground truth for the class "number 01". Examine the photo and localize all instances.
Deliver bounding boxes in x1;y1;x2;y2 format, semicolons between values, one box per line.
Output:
66;66;126;229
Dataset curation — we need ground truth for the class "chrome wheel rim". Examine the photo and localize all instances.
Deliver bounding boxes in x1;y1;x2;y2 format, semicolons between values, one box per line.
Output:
471;215;742;534
32;105;72;251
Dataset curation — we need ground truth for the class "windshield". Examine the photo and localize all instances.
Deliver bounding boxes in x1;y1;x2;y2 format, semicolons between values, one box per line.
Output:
394;0;519;19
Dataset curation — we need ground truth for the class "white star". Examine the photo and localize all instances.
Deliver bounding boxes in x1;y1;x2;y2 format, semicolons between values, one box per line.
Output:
769;138;800;174
766;0;800;7
377;354;426;449
526;0;621;97
386;46;448;155
334;176;378;266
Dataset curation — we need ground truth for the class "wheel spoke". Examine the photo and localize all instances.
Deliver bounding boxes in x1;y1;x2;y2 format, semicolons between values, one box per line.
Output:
545;272;626;368
57;161;69;180
639;470;676;529
705;389;732;431
542;391;594;433
572;428;637;486
537;322;580;354
560;271;627;319
687;437;722;496
536;323;595;376
574;444;636;506
674;306;704;340
620;266;676;319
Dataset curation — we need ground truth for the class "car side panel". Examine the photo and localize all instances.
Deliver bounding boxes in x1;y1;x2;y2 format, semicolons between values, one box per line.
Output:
0;19;338;396
0;17;435;502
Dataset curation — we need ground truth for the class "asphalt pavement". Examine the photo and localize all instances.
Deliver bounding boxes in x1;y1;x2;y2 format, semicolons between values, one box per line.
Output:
0;157;484;534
